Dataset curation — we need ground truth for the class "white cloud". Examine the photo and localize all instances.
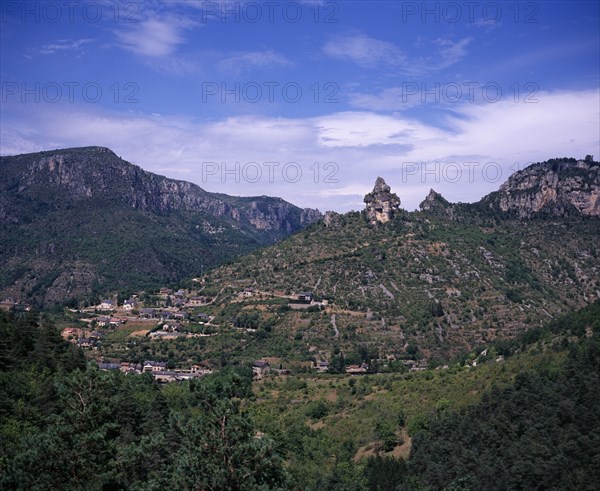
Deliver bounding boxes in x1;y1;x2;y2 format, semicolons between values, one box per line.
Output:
1;90;598;212
422;89;600;160
39;39;93;55
114;17;195;57
323;34;406;67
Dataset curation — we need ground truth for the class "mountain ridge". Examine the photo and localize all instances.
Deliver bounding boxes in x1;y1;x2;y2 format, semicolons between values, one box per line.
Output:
0;146;322;230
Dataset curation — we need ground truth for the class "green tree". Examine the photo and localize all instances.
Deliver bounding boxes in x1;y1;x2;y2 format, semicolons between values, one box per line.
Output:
162;368;290;490
375;420;397;452
364;455;407;491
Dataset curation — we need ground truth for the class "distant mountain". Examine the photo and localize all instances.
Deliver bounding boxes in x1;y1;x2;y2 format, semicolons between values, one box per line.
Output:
203;159;600;361
0;146;321;305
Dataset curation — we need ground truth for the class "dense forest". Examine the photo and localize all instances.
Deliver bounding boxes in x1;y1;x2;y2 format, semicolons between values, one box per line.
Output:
1;305;599;489
409;327;600;489
0;311;290;490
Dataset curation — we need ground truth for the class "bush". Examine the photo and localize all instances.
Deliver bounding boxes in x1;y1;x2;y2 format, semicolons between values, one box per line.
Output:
407;413;430;436
283;377;308;391
306;400;329;420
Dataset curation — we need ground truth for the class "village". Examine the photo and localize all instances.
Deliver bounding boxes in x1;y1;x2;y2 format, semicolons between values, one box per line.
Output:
7;283;462;383
56;285;388;383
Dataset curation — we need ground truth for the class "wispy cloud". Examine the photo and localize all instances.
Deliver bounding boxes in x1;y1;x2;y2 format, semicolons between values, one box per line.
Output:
218;50;292;74
314;111;444;148
145;56;202;76
114;16;195;57
39;39;93;55
472;19;502;31
433;37;472;70
323;34;471;75
348;87;420;112
323;34;406;67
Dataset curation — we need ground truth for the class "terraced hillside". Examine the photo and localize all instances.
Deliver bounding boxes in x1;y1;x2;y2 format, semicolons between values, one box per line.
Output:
202;158;599;361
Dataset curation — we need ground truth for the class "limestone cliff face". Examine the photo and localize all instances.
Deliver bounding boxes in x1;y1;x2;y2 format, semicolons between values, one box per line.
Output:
486;158;599;218
244;199;322;232
364;177;401;224
2;146;322;233
323;210;340;228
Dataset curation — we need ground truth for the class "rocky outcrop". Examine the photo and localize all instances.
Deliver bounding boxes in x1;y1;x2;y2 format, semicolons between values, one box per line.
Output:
301;207;324;226
323;211;340;228
484;157;599;218
364;177;401;224
420;189;451;212
243;199;322;232
43;265;98;305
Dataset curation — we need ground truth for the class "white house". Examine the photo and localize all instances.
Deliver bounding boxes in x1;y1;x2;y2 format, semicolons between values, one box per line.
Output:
123;298;138;310
143;361;167;372
99;299;115;310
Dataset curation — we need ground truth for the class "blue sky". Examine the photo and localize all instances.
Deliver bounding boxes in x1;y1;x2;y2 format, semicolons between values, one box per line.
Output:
1;0;599;211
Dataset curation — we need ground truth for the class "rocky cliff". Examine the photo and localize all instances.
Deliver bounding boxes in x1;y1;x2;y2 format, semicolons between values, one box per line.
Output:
482;157;600;217
0;146;321;233
364;177;401;224
419;189;453;213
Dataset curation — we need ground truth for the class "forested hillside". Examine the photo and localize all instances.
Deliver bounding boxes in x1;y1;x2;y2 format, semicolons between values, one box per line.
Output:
204;209;599;361
1;303;599;489
409;303;600;490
